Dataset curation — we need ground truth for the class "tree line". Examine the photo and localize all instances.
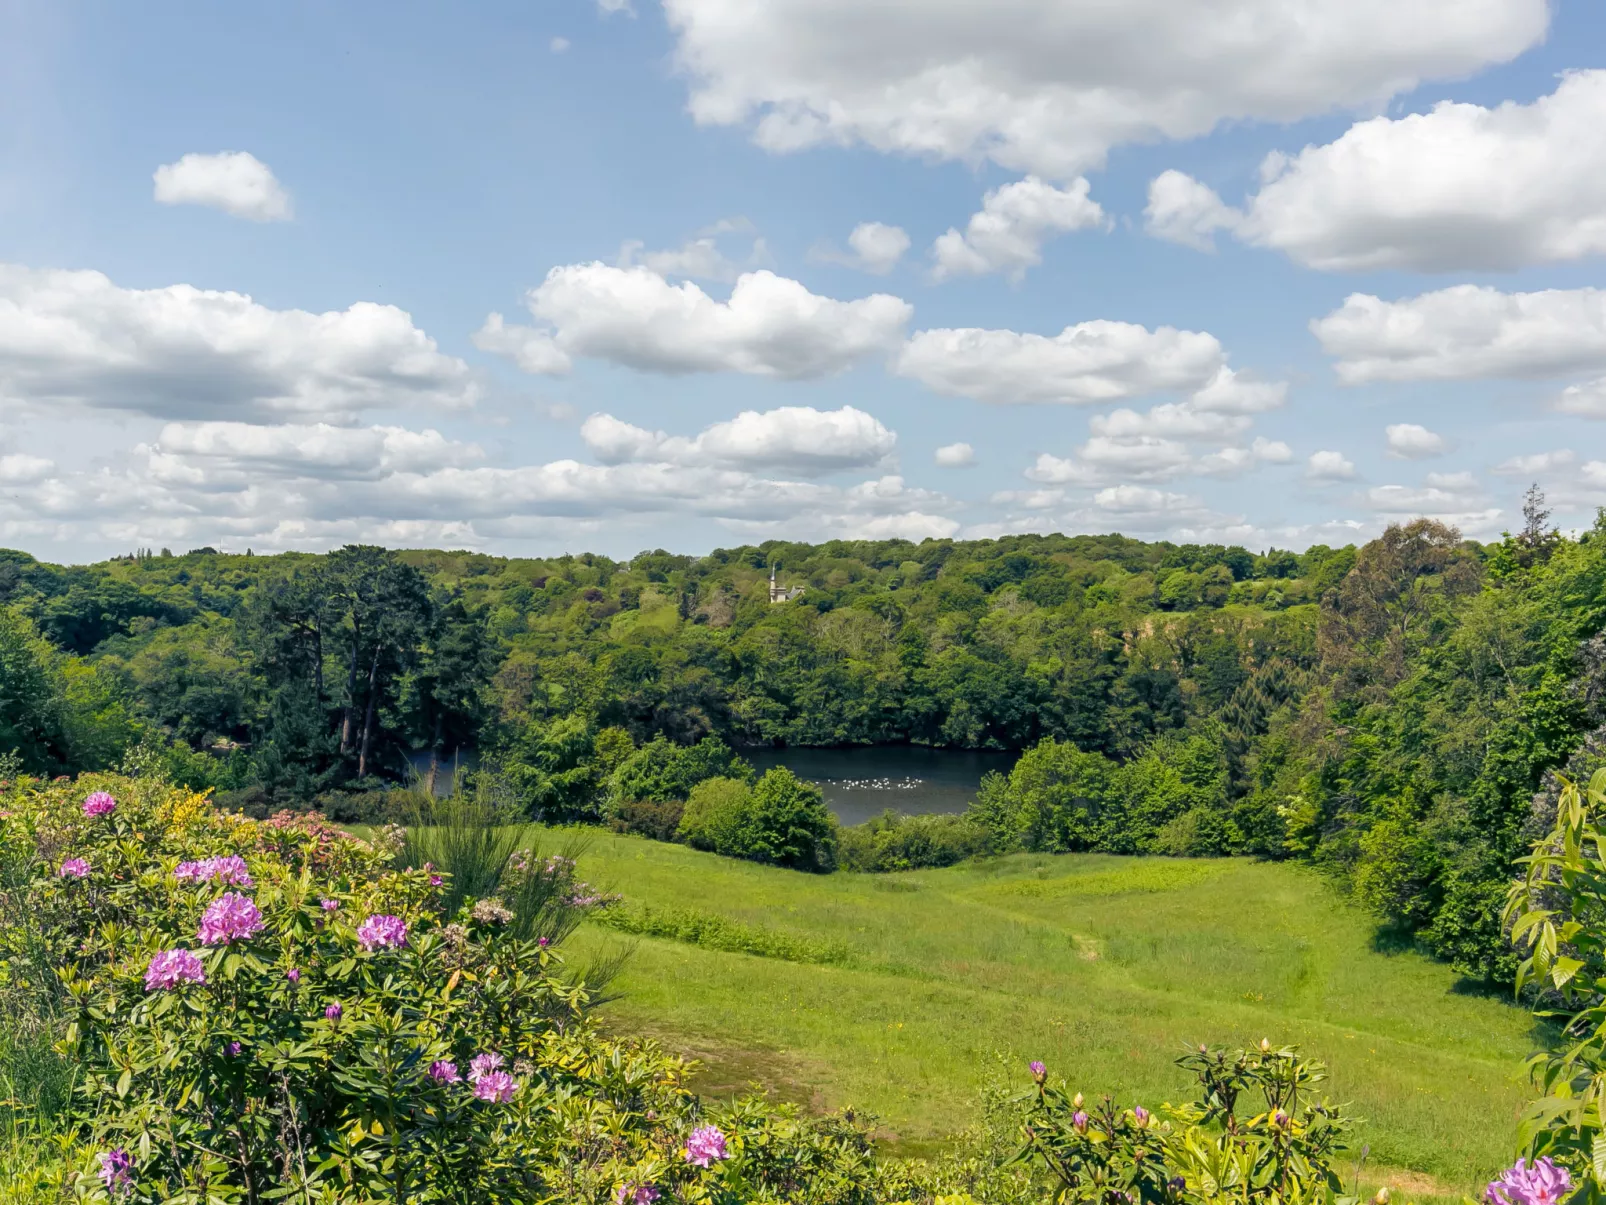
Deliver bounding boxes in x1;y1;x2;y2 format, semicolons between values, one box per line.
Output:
0;492;1601;980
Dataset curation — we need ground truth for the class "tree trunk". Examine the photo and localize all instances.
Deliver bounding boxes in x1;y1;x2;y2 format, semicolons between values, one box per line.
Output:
313;617;324;702
425;712;444;796
357;644;382;777
340;624;361;755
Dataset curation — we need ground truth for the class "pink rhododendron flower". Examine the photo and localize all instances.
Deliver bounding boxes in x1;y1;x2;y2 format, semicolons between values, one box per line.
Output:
98;1148;133;1194
196;892;264;945
58;858;90;879
616;1186;660;1204
1029;1060;1046;1082
320;898;340;912
145;948;206;991
429;1060;461;1083
285;967;300;983
325;1002;342;1020
173;856;253;886
468;1052;504;1082
1486;1158;1573;1205
82;791;117;817
684;1126;728;1167
472;1070;518;1102
356;914;408;951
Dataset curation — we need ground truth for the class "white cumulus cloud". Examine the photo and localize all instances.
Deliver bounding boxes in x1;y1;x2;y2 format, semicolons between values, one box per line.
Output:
579;405;896;475
1238;71;1606;271
1385;423;1447;459
1144;171;1242;252
849;223;911;274
931;177;1105;280
1306;450;1357;481
896;320;1225;405
153;151;293;222
0;263;476;422
662;0;1546;178
934;442;975;467
1313;285;1606;384
476;264;911;379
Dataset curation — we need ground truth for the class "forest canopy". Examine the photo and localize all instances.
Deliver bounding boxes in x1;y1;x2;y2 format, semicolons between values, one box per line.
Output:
1;494;1603;983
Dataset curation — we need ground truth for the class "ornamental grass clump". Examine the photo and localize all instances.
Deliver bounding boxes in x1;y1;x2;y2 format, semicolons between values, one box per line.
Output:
0;773;929;1202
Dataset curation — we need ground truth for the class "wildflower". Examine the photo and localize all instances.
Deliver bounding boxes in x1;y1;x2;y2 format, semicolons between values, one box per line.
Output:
470;898;513;926
197;892;265;945
1486;1158;1573;1205
1073;1111;1089;1133
1132;1106;1150;1127
320;898;340;912
228;1041;242;1056
325;1002;342;1020
1028;1060;1046;1083
58;857;90;879
538;936;549;948
468;1052;505;1082
430;874;443;887
473;1070;518;1102
144;948;206;991
429;1060;461;1083
356;914;409;951
174;856;253;887
616;1186;660;1204
98;1148;133;1194
684;1126;729;1167
83;791;117;817
286;967;300;984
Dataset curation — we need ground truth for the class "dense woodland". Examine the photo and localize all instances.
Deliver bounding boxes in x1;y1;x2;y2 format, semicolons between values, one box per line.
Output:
1;489;1603;982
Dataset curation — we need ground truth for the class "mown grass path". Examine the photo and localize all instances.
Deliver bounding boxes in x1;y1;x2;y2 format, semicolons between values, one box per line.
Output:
560;834;1538;1191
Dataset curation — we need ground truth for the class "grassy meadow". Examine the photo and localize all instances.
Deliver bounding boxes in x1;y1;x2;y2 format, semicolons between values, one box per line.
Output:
550;833;1539;1197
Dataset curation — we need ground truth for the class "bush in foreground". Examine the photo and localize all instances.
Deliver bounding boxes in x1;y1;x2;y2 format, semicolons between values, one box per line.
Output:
0;775;917;1202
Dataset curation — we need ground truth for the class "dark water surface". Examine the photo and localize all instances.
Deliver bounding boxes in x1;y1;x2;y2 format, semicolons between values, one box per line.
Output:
744;745;1018;826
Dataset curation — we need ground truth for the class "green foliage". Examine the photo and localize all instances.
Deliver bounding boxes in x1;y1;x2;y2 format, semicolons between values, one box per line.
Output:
612;735;754;808
0;774;933;1202
678;776;758;853
1022;1042;1355;1205
837;810;992;872
968;731;1232;857
676;770;837;873
1504;769;1606;1190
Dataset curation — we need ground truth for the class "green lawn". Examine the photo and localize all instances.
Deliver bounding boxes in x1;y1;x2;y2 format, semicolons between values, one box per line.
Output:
552;832;1538;1196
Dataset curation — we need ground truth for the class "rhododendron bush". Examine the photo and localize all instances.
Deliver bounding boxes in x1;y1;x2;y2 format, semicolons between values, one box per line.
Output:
0;775;916;1203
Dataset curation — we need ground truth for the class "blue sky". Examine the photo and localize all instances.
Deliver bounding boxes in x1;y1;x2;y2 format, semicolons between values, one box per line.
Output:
1;0;1603;561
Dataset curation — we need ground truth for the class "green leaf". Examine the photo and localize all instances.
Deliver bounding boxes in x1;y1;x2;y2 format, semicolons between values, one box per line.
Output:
1554;957;1586;990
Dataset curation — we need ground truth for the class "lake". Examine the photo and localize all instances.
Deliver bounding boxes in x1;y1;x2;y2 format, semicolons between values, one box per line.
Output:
743;745;1018;826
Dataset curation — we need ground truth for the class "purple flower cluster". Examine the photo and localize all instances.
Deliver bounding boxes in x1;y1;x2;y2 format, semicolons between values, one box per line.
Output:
145;948;206;991
429;1060;461;1083
98;1148;133;1194
468;1052;518;1102
196;892;265;945
173;855;253;886
320;897;340;912
356;914;409;951
1028;1059;1046;1082
325;1002;342;1020
286;967;300;984
684;1125;729;1167
616;1186;660;1204
58;857;90;879
82;791;117;817
1486;1158;1574;1205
